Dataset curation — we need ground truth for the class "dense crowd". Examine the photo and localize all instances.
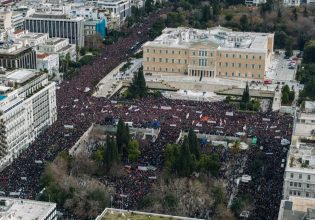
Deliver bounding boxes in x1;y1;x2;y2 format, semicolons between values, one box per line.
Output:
0;7;294;219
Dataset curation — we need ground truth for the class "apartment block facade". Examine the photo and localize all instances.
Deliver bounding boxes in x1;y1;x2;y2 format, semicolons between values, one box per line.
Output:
143;26;274;80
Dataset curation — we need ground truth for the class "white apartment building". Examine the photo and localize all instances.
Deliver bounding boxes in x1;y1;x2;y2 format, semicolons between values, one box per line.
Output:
283;143;315;200
10;30;49;47
11;11;24;30
37;37;76;61
278;196;315;220
283;0;300;6
245;0;266;5
292;101;315;145
0;69;56;168
0;197;57;220
36;53;59;76
24;13;85;47
0;10;12;31
95;0;131;21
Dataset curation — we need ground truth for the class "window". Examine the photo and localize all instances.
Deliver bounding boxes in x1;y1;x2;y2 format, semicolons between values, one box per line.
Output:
219;53;222;57
307;184;310;188
153;67;155;71
226;62;228;67
219;62;222;67
178;59;181;64
289;190;293;195
238;63;241;68
172;68;174;72
259;65;262;69
165;58;168;63
246;64;248;68
165;68;168;71
226;54;228;58
308;175;311;180
252;64;255;69
153;58;155;62
306;192;310;197
290;182;293;186
147;66;149;70
232;63;235;67
185;60;187;64
146;49;149;53
246;55;248;59
238;73;241;77
193;51;195;56
219;72;221;75
153;49;155;53
172;59;174;63
178;51;181;55
172;50;174;54
225;72;228;76
205;51;208;56
159;67;161;71
259;56;262;60
239;54;242;59
159;58;162;62
210;52;213;57
233;54;235;58
232;72;235;76
298;183;301;187
258;74;261;78
146;57;149;62
165;50;168;54
252;55;255;59
298;191;301;196
299;174;303;179
185;51;187;55
293;191;297;196
245;73;248;77
159;50;162;54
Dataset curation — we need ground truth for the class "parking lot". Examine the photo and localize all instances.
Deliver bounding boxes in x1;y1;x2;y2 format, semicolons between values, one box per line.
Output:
266;51;300;83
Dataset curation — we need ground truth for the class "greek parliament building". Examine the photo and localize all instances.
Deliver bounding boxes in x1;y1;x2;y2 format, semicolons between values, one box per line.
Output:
143;26;274;80
24;14;85;47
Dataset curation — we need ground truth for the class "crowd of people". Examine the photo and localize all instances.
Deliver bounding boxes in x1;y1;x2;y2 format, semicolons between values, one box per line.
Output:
0;7;295;219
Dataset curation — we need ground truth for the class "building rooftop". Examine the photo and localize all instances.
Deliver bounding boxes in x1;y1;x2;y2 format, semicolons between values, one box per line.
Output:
305;101;315;113
278;196;315;220
0;197;56;220
43;37;67;46
143;26;273;53
27;13;84;21
287;143;315;171
6;69;36;84
96;208;202;220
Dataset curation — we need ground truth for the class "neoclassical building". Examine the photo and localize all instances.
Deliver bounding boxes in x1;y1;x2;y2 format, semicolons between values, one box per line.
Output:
143;26;274;80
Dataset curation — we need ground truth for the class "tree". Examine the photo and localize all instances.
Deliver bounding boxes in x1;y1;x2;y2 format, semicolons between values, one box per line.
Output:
240;14;249;31
79;47;86;56
201;6;211;23
274;31;287;49
282;92;289;104
116;119;125;155
145;0;155;13
304;42;315;63
188;128;200;159
292;7;298;21
242;82;250;103
176;136;194;177
104;135;119;168
285;37;294;58
128;140;141;162
127;67;148;99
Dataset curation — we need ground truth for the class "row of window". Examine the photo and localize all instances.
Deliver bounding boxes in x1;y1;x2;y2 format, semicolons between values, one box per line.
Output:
219;62;262;69
146;57;188;64
290;173;311;180
146;48;188;55
146;66;186;73
289;190;313;198
218;72;262;78
146;49;263;61
220;53;263;60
